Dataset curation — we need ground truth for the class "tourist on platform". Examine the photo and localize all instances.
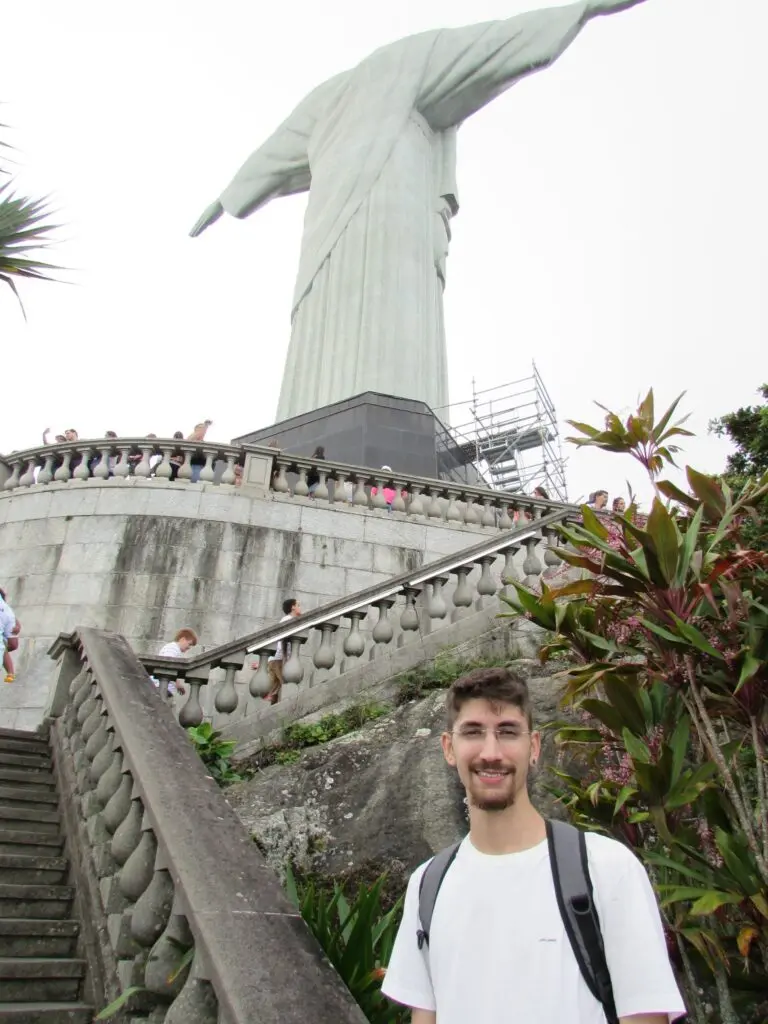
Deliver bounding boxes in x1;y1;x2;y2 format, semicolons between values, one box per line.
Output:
263;597;302;706
150;628;196;700
0;589;19;684
612;496;626;514
307;446;326;496
187;419;213;482
42;428;67;445
170;431;185;480
372;466;398;510
586;489;609;511
233;464;243;487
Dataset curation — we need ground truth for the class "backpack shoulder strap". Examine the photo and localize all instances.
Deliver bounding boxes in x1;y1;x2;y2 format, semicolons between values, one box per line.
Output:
546;820;619;1024
417;842;461;950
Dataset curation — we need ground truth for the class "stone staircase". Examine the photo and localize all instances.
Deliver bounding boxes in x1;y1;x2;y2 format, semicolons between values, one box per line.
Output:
0;728;92;1023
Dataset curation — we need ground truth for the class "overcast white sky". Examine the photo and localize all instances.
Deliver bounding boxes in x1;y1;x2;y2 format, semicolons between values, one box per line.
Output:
2;0;765;505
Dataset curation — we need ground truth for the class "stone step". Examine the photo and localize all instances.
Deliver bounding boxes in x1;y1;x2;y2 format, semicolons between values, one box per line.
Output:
0;738;51;758
0;1002;93;1023
0;729;49;746
0;918;80;959
0;885;75;921
0;832;63;859
0;788;59;809
0;752;51;772
0;807;59;835
0;957;86;1002
0;769;56;790
0;854;69;886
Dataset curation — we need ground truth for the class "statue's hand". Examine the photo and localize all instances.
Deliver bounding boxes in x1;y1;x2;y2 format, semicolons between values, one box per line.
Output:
587;0;647;15
189;201;224;238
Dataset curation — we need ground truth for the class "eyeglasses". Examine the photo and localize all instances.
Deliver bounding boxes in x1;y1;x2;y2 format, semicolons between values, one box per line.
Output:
451;726;531;745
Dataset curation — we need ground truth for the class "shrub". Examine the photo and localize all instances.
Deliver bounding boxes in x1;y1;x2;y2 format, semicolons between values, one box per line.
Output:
186;722;244;786
502;389;768;1024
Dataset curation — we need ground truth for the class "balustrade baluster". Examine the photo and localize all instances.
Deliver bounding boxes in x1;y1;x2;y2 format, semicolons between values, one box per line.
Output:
543;526;562;569
119;822;157;902
371;599;395;644
391;481;407;513
427;488;443;519
3;458;21;490
19;459;37;488
154;446;174;480
179;666;210;727
214;652;245;714
164;952;219;1024
312;624;338;670
481;499;496;528
523;535;544;587
501;544;521;596
342;610;367;658
282;633;308;685
132;866;175;947
408;486;425;517
221;454;237;486
73;446;91;481
37;453;55;485
248;651;272;698
445;490;462;522
134;446;153;478
113;446;131;478
112;795;144;865
272;460;290;493
400;587;420;631
371;476;388;510
294;465;309;497
426;576;448;620
199;451;216;483
54;451;72;482
314;469;330;501
145;912;193;999
450;567;474;621
91;445;112;480
476;556;498;597
96;749;125;809
103;771;133;834
176;447;193;481
90;728;116;783
499;504;514;530
463;496;480;525
352;476;369;506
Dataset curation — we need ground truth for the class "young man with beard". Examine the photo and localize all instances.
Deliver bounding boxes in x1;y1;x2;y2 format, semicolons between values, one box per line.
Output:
381;667;686;1023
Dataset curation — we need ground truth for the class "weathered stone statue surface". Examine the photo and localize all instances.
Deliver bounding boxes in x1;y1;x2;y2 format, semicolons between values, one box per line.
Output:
192;0;646;422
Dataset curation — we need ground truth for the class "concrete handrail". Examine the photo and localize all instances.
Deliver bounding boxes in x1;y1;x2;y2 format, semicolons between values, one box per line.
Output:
47;627;367;1023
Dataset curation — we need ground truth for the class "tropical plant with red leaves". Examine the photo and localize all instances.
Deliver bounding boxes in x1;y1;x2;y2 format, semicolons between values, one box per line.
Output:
503;390;768;1024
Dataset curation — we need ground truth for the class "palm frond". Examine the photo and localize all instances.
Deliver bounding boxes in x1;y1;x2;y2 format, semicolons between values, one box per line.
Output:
0;172;62;318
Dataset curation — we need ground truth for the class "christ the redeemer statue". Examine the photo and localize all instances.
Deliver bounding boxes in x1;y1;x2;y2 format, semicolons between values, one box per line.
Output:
191;0;646;422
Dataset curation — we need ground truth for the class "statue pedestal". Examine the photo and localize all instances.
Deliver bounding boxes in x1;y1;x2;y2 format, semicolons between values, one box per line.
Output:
232;391;483;485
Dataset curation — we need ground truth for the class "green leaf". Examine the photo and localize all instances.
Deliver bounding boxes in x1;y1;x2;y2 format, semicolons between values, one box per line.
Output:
565;419;601;438
646;498;679;585
686;467;726;516
622;728;652;764
676;504;704;585
669;614;725;660
652;392;686;443
603;678;647;736
735;652;761;694
668;715;690;788
657;479;700;512
614;785;637;815
689;890;742;916
95;987;145;1019
579;698;625;735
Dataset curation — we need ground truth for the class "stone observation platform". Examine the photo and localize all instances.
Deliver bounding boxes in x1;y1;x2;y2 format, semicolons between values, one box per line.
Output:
0;436;563;731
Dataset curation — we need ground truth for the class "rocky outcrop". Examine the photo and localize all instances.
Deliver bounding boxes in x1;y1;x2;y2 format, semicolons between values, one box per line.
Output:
225;660;569;897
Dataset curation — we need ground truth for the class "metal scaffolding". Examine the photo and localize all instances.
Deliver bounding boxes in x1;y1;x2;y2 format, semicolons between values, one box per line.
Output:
438;364;568;500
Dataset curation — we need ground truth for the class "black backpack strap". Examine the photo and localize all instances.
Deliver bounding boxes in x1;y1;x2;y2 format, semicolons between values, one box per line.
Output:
547;820;618;1024
417;842;461;951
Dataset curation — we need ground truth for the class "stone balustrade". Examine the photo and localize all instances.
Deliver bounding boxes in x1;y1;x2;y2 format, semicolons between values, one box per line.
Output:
46;628;367;1023
139;507;575;729
0;437;569;533
0;437;248;490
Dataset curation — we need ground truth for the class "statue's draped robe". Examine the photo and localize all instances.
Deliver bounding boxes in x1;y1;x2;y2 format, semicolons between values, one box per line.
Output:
218;3;588;422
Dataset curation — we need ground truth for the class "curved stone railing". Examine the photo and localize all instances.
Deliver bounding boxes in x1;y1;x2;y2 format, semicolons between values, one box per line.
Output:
0;437;248;489
46;628;367;1023
0;437;565;532
138;506;576;729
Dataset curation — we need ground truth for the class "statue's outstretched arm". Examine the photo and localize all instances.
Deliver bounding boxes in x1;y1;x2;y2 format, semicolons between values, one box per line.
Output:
420;0;647;131
190;201;224;238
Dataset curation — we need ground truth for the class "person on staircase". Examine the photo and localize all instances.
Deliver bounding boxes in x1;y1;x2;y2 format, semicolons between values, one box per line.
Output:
264;597;302;706
0;588;19;683
150;628;197;700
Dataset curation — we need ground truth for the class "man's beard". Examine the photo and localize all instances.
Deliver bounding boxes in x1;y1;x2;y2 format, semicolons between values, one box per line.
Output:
468;764;520;812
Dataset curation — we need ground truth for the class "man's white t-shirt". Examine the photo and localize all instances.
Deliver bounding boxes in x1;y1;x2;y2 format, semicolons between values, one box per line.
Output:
382;832;686;1023
268;614;293;663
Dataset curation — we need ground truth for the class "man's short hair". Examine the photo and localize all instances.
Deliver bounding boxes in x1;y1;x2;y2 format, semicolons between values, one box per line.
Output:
446;666;533;730
282;597;298;616
174;628;198;645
